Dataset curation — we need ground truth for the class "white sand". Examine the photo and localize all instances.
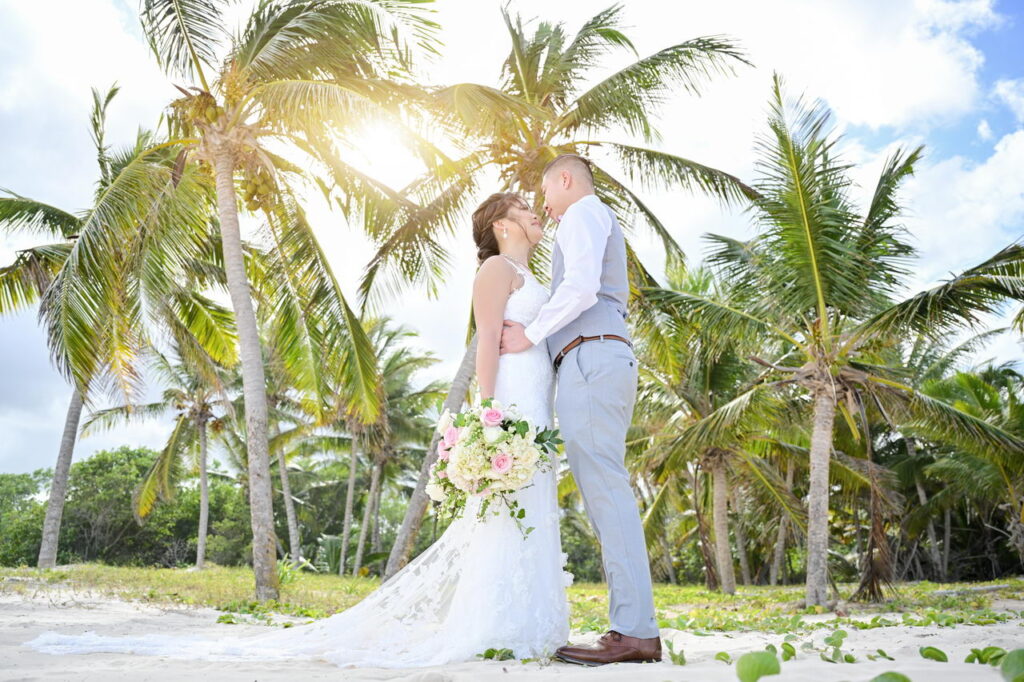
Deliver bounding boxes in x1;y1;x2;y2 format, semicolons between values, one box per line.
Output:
2;588;1022;681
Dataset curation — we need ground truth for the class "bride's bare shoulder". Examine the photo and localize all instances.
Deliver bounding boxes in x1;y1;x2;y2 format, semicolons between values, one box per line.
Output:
474;255;515;282
473;256;520;301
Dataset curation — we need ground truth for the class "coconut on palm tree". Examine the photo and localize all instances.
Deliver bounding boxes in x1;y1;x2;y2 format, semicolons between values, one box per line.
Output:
645;73;1024;605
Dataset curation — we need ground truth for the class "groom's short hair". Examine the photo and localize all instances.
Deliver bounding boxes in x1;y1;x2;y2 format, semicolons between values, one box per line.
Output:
543;153;594;186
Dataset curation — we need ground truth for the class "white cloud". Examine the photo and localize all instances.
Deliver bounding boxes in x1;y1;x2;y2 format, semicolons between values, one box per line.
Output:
994;78;1024;123
978;118;994;140
901;129;1024;289
0;0;168;122
915;0;1001;31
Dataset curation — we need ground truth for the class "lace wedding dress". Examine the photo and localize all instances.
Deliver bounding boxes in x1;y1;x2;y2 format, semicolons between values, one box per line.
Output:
25;255;572;668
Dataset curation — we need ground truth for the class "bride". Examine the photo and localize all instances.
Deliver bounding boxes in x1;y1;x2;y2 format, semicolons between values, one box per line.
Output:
24;192;572;668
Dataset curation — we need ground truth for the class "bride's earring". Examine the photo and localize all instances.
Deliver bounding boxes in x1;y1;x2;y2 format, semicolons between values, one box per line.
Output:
502;227;508;239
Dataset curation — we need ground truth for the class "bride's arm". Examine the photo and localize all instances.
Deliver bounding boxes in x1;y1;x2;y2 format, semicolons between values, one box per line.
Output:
472;256;515;401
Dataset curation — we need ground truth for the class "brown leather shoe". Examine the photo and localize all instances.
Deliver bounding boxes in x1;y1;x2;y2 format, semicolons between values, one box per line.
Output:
555;630;662;666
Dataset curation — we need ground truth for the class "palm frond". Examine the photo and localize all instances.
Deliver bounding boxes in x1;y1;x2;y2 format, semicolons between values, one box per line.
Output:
656;385;780;473
558;35;750;140
132;413;193;521
90;83;121;182
868;377;1024;462
641;285;803;354
750;72;869;330
80;401;169;437
846;243;1024;349
0;192;81;239
596;141;759;206
0;243;70;314
140;0;228;88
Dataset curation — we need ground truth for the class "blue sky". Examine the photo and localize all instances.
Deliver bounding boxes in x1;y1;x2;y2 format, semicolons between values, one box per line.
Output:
1;0;1022;475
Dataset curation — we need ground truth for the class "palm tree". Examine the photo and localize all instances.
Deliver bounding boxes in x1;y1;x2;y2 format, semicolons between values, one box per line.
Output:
112;0;436;599
376;4;757;578
329;319;443;576
921;364;1024;565
1;85;233;568
0;208;78;571
634;265;805;593
880;329;1008;580
645;74;1024;604
351;320;444;576
263;358;309;564
80;353;235;569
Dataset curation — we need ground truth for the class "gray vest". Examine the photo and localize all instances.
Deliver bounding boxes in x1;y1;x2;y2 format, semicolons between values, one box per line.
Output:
545;196;631;362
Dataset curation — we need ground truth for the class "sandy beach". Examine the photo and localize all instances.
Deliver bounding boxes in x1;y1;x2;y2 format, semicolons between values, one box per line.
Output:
3;586;1022;682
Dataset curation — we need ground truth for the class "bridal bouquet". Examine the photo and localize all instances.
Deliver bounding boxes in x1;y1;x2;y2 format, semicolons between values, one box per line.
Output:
425;398;561;536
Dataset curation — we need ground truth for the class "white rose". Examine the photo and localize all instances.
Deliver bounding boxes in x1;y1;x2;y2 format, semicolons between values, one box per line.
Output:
482;425;504;443
437;409;453;435
426;482;446;502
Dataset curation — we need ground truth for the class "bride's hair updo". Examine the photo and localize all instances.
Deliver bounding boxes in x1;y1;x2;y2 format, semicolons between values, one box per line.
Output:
471;192;528;264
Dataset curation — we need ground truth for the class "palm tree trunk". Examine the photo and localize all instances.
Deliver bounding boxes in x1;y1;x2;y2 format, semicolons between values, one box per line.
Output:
770;462;794;586
691;467;719;590
660;537;677;585
195;418;210;570
276;444;302;562
711;454;736;595
906;438;943;580
213;150;278;601
805;387;837;606
370;459;384;556
913;473;943;579
733;490;752;585
353;452;382;575
340;433;360;575
269;416;302;563
37;388;84;568
942;507;951;578
384;335;477;580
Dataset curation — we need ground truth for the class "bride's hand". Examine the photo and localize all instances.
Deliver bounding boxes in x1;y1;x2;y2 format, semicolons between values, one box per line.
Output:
499;320;534;355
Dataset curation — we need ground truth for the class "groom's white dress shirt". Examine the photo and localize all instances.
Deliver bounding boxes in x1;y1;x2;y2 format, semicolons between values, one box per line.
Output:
523;194;611;347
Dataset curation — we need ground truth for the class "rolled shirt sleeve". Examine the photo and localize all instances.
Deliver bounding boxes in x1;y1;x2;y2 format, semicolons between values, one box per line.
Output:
523;195;611;346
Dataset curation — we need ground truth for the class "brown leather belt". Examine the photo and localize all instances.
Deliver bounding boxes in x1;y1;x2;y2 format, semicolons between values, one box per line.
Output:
553;334;633;371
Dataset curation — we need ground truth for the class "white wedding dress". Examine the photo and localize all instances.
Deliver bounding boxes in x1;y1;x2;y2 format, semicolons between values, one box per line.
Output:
25;255;572;668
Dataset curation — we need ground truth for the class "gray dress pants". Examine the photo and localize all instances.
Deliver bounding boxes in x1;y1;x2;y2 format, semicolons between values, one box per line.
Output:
554;338;659;639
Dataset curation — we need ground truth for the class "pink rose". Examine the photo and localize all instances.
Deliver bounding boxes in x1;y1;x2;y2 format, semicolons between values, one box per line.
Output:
481;408;504;427
437;441;450;461
491;452;513;475
443;426;461;448
438;470;448;479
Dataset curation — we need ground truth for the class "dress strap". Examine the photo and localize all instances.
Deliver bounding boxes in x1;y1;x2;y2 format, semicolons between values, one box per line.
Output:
501;255;531;276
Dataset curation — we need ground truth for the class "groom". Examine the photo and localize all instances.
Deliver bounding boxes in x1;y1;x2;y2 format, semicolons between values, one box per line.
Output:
500;154;661;665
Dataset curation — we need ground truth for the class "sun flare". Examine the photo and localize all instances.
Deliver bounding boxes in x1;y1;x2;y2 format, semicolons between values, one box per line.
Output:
343;121;424;191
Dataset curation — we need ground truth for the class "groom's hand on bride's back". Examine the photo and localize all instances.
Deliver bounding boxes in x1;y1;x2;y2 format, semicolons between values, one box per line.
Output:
499;320;533;355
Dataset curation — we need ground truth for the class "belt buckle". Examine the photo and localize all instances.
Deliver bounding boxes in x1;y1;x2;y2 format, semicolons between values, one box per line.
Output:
599;334;605;343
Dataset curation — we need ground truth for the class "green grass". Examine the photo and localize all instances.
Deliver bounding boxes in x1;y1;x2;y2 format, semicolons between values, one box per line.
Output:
1;563;1021;633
